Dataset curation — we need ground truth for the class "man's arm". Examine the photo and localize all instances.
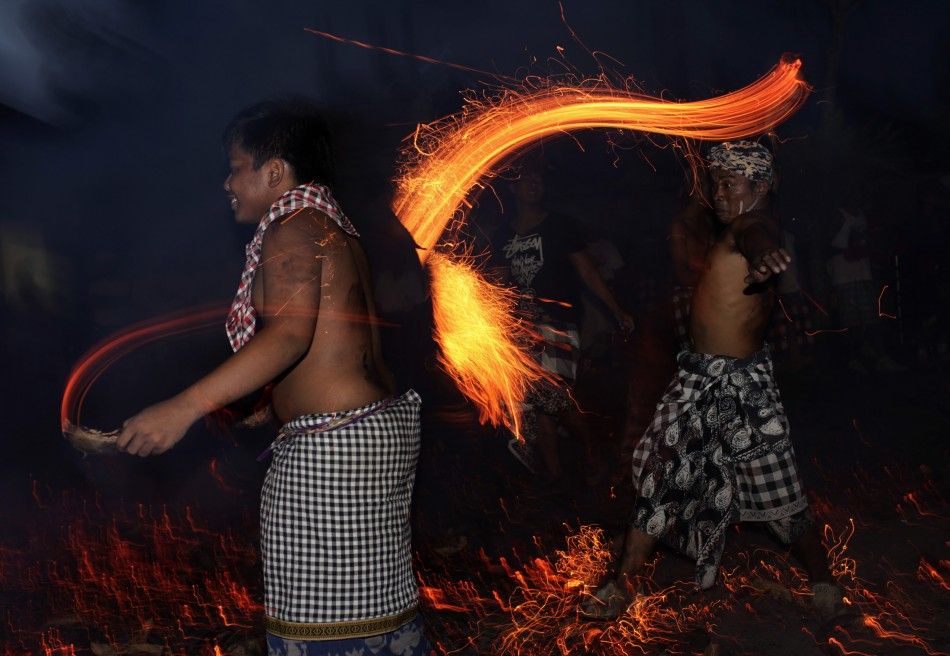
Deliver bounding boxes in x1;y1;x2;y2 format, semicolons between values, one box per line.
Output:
117;211;326;456
569;249;635;331
733;215;790;284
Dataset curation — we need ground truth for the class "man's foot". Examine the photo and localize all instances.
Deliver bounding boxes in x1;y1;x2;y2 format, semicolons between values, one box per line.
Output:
578;580;633;621
812;582;846;620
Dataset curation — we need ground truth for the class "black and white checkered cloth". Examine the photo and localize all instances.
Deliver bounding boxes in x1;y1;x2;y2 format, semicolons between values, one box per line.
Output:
535;322;580;383
629;348;808;587
631;349;807;521
260;390;422;625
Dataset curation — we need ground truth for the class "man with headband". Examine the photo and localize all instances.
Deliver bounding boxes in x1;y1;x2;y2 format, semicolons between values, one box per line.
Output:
582;140;842;620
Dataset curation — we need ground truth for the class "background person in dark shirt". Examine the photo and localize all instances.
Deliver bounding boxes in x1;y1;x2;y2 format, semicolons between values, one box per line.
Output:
494;159;634;484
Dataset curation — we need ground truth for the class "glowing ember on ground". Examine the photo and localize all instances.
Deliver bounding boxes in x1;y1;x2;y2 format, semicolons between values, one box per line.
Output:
410;458;949;655
2;485;262;654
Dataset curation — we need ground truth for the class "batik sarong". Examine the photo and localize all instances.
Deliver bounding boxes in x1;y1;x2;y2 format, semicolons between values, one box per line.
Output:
260;390;423;638
266;613;431;656
630;349;809;589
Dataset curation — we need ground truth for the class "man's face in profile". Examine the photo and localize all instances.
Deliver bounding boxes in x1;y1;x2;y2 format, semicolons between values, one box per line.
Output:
223;144;276;224
710;167;765;223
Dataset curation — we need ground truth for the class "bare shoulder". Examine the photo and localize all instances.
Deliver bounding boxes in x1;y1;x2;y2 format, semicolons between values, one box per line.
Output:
263;207;348;254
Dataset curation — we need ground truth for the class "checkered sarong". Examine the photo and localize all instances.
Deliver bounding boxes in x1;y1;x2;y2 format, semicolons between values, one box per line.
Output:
630;349;808;588
260;390;422;626
226;183;358;352
535;322;580;382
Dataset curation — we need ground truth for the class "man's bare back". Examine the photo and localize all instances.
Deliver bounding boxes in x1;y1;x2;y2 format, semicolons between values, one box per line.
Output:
690;210;779;358
253;207;391;422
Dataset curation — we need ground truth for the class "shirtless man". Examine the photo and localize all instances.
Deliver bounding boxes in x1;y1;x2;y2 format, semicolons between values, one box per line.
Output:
117;100;430;654
582;141;841;620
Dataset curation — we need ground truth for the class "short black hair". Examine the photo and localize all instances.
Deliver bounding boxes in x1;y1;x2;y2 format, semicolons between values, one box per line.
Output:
222;97;334;186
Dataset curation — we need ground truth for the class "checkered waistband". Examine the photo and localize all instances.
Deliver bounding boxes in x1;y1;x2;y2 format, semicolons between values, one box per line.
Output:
257;393;408;461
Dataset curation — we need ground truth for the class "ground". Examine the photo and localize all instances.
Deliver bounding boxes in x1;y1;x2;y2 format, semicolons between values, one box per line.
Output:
1;355;948;655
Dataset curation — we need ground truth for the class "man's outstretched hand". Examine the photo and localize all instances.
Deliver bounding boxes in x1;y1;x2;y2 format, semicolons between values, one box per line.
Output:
117;395;202;457
746;248;791;284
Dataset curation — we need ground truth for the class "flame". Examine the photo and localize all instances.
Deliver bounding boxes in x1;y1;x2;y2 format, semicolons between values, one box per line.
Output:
428;252;554;437
393;57;810;435
394;56;809;258
61;59;810;442
418;525;729;655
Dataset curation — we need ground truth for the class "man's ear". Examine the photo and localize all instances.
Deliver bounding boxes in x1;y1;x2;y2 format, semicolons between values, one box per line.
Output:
752;180;769;203
264;158;289;189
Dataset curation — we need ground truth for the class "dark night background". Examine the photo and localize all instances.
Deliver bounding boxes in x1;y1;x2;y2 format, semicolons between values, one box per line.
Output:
1;1;948;654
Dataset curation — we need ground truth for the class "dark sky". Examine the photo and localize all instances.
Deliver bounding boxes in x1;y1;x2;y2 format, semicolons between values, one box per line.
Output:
0;0;947;446
1;0;946;322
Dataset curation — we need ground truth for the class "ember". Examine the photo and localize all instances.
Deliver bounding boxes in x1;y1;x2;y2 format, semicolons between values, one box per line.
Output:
2;485;262;654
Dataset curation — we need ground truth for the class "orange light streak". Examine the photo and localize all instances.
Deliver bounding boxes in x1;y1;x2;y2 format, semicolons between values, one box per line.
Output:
392;57;809;436
800;288;830;317
60;305;226;432
60;303;392;435
304;28;512;81
862;615;945;655
918;558;950;592
877;284;897;319
428;253;555;438
394;56;809;259
805;327;849;337
17;494;262;651
828;637;876;656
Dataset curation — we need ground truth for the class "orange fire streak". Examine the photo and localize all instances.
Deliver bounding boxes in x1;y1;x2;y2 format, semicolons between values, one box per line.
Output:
60;306;226;431
428;253;556;437
394;56;809;258
393;57;809;437
60;304;392;433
